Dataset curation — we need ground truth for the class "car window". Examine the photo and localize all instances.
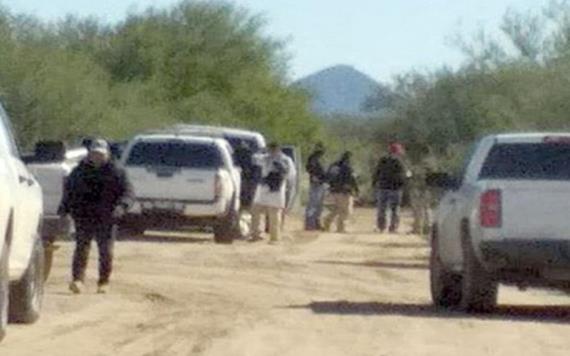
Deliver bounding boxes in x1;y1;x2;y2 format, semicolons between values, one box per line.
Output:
479;143;570;180
0;104;19;157
126;141;223;169
224;135;260;152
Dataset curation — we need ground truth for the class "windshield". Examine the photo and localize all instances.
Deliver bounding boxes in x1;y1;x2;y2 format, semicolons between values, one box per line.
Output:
126;141;223;168
479;143;570;180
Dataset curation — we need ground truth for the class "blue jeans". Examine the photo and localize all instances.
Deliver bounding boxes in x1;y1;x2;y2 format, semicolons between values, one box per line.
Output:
376;189;402;232
305;183;326;230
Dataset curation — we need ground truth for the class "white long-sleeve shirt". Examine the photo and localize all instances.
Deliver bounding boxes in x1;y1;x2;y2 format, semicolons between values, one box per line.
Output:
252;152;297;209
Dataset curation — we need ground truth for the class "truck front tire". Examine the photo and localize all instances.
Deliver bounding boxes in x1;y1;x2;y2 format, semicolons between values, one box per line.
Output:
9;239;44;324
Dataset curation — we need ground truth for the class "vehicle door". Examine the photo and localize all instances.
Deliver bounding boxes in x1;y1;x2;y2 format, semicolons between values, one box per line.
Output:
281;145;301;210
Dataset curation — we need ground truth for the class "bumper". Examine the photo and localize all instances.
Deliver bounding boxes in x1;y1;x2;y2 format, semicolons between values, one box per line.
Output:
129;199;228;217
122;211;223;230
480;239;570;285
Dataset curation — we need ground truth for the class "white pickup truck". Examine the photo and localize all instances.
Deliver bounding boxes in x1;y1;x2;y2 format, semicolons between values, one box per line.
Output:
0;104;45;341
429;133;570;312
120;134;241;243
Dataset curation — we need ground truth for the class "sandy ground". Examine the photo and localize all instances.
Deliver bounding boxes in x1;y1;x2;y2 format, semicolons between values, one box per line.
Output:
1;208;570;356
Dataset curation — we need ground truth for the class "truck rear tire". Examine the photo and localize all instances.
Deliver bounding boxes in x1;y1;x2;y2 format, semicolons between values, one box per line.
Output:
214;210;238;244
0;238;9;342
460;227;498;313
9;240;44;324
430;230;462;308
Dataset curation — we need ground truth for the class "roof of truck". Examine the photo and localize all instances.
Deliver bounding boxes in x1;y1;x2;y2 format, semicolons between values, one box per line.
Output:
492;132;570;143
148;124;266;144
133;133;224;145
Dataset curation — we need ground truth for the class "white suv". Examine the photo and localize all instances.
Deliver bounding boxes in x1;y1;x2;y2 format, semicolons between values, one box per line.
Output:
0;104;44;341
120;134;241;243
430;133;570;312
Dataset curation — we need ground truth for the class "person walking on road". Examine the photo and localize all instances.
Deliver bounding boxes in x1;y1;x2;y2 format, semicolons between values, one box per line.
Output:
250;142;296;244
323;151;359;233
304;142;327;231
372;142;411;233
58;139;133;294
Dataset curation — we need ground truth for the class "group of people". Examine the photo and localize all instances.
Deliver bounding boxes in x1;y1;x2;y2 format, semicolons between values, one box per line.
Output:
56;137;410;295
304;142;411;234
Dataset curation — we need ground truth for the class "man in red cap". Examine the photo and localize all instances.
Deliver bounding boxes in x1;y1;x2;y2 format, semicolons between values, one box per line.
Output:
372;142;411;233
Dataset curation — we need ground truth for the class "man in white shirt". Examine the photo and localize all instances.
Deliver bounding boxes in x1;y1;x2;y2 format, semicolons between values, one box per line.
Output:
250;142;296;244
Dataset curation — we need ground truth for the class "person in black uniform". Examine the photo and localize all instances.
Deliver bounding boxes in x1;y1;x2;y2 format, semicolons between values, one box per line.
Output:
59;139;133;294
372;142;410;233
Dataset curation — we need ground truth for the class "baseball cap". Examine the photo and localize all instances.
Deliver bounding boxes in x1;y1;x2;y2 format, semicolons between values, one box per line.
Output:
89;139;110;155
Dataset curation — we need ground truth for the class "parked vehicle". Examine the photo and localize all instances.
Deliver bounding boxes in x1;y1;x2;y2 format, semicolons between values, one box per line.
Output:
150;124;267;153
24;141;87;281
119;134;241;243
429;133;570;312
0;103;45;342
281;145;302;210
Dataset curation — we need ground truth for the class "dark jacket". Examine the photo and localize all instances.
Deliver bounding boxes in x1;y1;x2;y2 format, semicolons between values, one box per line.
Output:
372;155;407;190
306;151;327;185
59;160;134;223
327;160;359;195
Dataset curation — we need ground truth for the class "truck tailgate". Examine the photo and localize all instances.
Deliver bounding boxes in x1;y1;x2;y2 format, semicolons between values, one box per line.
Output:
128;167;217;202
500;181;570;240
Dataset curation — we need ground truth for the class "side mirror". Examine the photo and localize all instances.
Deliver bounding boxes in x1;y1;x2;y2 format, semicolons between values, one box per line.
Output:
426;172;461;191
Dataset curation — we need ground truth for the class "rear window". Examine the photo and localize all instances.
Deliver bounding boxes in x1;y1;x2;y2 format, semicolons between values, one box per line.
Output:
126;141;223;168
479;143;570;180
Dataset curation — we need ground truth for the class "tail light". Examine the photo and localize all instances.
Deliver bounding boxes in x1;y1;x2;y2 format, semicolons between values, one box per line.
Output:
214;173;223;200
480;189;502;228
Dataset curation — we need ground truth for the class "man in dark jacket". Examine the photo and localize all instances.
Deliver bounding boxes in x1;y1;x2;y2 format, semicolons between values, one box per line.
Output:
323;151;359;233
59;139;133;294
372;142;410;233
304;142;327;230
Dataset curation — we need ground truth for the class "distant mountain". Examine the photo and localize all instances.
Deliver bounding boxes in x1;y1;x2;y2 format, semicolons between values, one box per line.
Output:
295;65;386;118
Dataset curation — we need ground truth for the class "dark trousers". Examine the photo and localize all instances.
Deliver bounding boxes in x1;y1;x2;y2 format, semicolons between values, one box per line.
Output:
72;220;116;285
376;189;403;232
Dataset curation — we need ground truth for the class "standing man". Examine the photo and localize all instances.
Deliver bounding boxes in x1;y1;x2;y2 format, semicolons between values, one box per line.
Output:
372;142;410;233
304;142;327;230
58;139;133;294
323;151;359;233
250;142;296;244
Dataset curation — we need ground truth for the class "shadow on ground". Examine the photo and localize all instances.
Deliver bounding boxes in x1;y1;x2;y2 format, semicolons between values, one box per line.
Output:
316;260;428;270
287;301;570;324
353;241;429;249
119;233;212;244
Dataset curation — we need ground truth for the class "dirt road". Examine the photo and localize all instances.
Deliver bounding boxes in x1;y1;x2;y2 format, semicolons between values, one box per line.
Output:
1;208;570;355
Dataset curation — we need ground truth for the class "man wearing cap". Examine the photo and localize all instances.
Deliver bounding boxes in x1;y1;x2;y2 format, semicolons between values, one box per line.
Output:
250;142;296;244
372;142;411;233
58;139;133;294
304;142;327;230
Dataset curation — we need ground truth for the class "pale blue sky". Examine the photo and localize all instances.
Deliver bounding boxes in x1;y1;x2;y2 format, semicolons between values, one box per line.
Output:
1;0;551;81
